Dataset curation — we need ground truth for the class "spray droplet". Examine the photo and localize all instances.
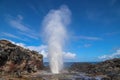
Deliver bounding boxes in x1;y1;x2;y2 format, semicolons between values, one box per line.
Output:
43;5;71;74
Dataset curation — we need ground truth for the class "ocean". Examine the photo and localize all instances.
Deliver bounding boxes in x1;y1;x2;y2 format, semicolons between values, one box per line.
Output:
44;62;98;68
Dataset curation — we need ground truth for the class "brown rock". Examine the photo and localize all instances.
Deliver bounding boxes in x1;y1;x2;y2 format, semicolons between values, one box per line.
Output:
0;39;44;77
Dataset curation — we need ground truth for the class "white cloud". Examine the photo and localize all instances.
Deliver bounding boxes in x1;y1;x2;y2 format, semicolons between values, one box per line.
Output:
40;50;48;58
6;14;39;40
9;40;26;48
18;31;38;40
26;45;76;59
63;52;76;59
1;32;27;41
73;35;102;41
7;40;48;58
26;45;47;51
24;44;76;59
2;32;21;39
6;39;76;59
15;43;26;47
8;18;30;32
99;49;120;60
27;44;76;59
19;44;76;59
24;45;48;58
79;36;102;40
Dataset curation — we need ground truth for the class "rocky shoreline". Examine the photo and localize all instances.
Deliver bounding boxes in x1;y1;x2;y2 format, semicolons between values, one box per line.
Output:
0;39;120;80
69;58;120;80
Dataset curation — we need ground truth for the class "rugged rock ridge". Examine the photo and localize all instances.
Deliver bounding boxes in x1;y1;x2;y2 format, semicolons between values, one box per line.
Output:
0;40;43;77
88;58;120;80
88;58;120;74
70;58;120;80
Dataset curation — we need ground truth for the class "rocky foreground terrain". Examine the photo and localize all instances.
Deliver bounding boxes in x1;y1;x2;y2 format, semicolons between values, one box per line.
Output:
0;40;44;78
0;39;120;80
70;58;120;80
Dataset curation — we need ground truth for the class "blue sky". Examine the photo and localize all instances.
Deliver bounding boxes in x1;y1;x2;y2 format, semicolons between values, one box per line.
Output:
0;0;120;62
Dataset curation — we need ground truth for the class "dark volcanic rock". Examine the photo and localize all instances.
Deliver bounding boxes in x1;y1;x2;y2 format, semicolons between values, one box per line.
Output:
0;39;44;77
69;58;120;80
69;62;94;73
88;58;120;75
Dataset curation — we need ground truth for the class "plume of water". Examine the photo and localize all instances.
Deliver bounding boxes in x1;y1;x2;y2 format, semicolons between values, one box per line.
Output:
43;5;71;73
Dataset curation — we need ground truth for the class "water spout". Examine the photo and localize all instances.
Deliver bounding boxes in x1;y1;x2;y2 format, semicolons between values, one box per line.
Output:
43;5;71;73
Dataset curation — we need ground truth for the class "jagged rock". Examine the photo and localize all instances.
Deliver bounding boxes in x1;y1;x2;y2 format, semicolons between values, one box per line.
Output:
69;58;120;80
0;39;44;77
87;58;120;75
69;62;93;72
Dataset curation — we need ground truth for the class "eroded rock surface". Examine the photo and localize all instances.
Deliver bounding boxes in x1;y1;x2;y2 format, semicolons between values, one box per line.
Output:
69;58;120;80
0;40;44;77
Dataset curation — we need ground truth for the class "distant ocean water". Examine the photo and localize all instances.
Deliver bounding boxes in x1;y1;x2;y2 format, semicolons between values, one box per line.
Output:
44;62;98;68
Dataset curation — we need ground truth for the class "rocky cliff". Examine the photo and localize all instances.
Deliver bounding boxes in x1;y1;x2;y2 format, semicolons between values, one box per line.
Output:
0;40;44;77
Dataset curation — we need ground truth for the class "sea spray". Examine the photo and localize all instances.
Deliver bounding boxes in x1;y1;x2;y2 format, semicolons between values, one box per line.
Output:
43;5;71;73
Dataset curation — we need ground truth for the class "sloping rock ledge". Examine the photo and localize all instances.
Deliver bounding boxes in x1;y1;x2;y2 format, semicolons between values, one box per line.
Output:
0;39;44;78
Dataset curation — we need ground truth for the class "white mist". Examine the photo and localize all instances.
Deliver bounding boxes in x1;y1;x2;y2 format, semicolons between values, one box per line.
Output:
43;5;71;73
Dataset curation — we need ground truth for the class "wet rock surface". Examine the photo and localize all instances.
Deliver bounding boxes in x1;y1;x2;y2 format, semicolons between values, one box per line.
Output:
0;39;44;77
32;72;110;80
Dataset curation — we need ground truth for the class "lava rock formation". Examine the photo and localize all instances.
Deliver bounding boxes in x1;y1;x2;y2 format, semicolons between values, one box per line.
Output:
0;40;44;77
